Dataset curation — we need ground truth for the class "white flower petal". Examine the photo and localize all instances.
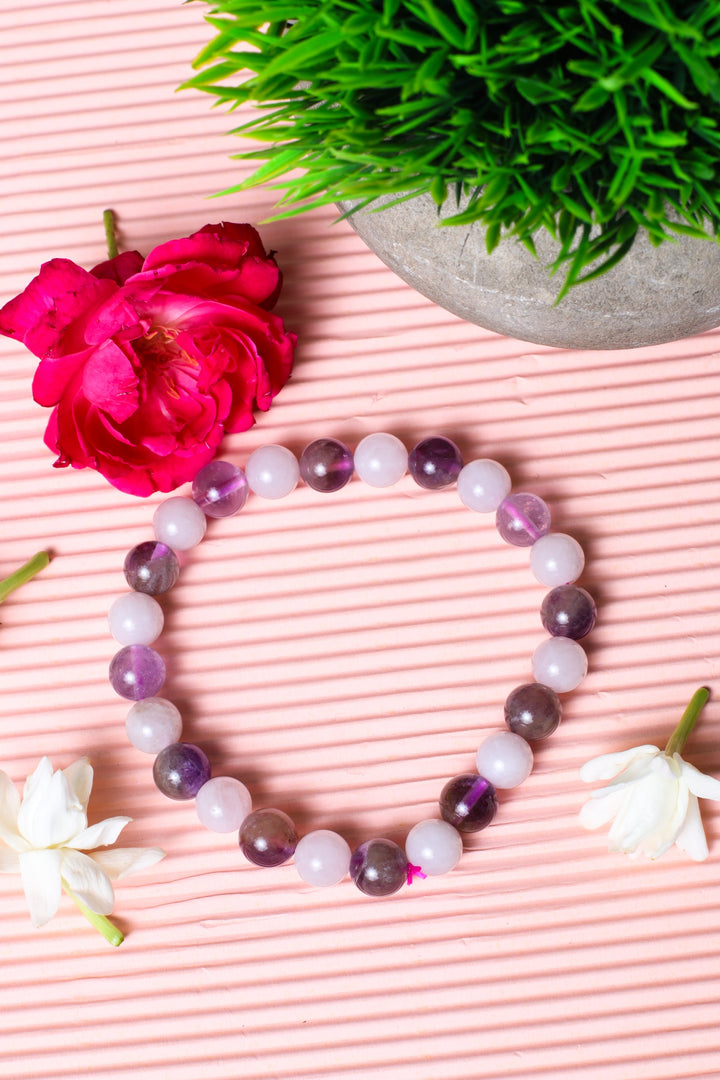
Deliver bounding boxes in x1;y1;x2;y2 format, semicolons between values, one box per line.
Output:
674;794;710;861
63;758;93;812
90;846;165;881
22;757;53;802
0;770;27;853
677;757;720;801
66;817;131;851
19;848;63;927
579;786;628;830
0;849;20;873
18;765;86;848
61;849;115;915
580;745;660;783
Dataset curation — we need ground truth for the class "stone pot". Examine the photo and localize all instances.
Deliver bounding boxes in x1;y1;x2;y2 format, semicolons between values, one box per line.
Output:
342;193;720;349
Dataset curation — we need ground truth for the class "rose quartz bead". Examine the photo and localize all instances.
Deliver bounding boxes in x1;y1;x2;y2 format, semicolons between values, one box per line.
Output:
245;445;299;499
195;776;252;833
405;819;463;876
153;496;207;551
294;830;352;886
457;459;512;513
125;697;182;753
109;592;165;646
532;637;588;692
354;433;408;487
475;731;534;788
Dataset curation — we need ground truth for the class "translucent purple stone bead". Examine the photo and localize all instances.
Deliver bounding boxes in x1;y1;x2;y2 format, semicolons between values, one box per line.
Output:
192;460;249;519
504;682;562;741
408;436;463;490
541;585;597;639
153;742;211;800
124;541;179;595
439;773;498;833
109;644;166;701
299;438;354;493
496;493;551;547
349;838;408;896
239;808;298;867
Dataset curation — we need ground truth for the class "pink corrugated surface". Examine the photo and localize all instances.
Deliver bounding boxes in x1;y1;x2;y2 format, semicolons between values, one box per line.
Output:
2;4;720;1079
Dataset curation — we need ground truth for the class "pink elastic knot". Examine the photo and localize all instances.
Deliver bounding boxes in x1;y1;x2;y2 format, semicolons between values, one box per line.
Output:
407;863;427;885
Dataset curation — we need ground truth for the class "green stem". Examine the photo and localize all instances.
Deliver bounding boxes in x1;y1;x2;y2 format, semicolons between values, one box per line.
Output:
64;885;124;947
103;209;119;260
664;687;710;757
0;552;50;603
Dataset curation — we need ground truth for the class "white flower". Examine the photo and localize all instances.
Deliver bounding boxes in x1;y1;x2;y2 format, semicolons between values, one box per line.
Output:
579;743;720;861
0;756;164;930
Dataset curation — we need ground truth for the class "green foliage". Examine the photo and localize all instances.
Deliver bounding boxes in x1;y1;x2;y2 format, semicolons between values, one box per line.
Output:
186;0;720;296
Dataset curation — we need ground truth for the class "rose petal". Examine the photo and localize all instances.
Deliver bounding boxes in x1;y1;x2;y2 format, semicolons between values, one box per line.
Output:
81;342;139;422
90;846;165;881
91;250;144;285
61;849;115;915
66;816;131;851
19;848;63;927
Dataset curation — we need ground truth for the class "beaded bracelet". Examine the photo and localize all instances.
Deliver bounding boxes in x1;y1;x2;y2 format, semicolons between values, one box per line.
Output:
107;434;596;897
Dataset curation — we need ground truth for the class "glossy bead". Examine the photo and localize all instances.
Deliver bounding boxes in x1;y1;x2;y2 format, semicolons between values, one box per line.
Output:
192;460;248;519
530;532;585;586
153;496;207;552
109;644;166;701
294;829;352;887
541;585;597;639
408;436;463;489
405;819;463;876
457;458;512;513
475;731;534;789
240;808;298;867
439;773;497;833
496;493;551;547
245;444;299;499
125;696;182;753
532;637;588;693
108;592;164;646
504;683;562;740
153;742;211;800
354;433;408;487
195;776;252;833
300;438;354;492
349;838;408;896
124;541;179;595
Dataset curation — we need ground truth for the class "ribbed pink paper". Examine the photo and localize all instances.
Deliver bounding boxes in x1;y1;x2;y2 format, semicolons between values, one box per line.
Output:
2;4;720;1079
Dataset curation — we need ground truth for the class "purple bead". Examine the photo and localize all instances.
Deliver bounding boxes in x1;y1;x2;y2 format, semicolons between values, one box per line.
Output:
504;683;562;741
496;493;551;547
109;644;166;701
192;460;249;518
239;808;298;866
299;438;354;493
349;839;408;896
408;436;463;489
541;585;597;639
439;773;498;833
124;541;179;595
153;742;211;800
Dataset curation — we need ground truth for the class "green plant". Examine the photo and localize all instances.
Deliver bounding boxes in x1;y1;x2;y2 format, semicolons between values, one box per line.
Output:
187;1;720;298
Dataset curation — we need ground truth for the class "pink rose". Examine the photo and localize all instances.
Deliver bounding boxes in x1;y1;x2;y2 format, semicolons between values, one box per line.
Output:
0;222;296;496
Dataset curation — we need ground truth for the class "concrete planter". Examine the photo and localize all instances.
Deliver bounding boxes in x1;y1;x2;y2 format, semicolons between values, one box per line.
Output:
343;193;720;349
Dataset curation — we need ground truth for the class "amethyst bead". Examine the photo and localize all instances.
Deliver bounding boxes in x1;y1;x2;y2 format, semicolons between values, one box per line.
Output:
408;436;463;489
496;493;551;547
192;460;249;519
439;773;498;833
109;644;166;701
299;438;354;493
504;682;562;741
124;541;179;595
153;742;211;800
541;585;597;639
239;808;298;867
349;838;408;896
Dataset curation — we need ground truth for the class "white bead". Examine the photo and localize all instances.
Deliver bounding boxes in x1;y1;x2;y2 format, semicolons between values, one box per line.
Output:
457;459;512;513
405;819;463;876
476;731;533;789
153;496;207;551
530;532;585;586
354;433;408;487
125;697;182;753
532;637;588;693
195;776;252;833
108;592;164;645
294;829;352;887
246;444;299;499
